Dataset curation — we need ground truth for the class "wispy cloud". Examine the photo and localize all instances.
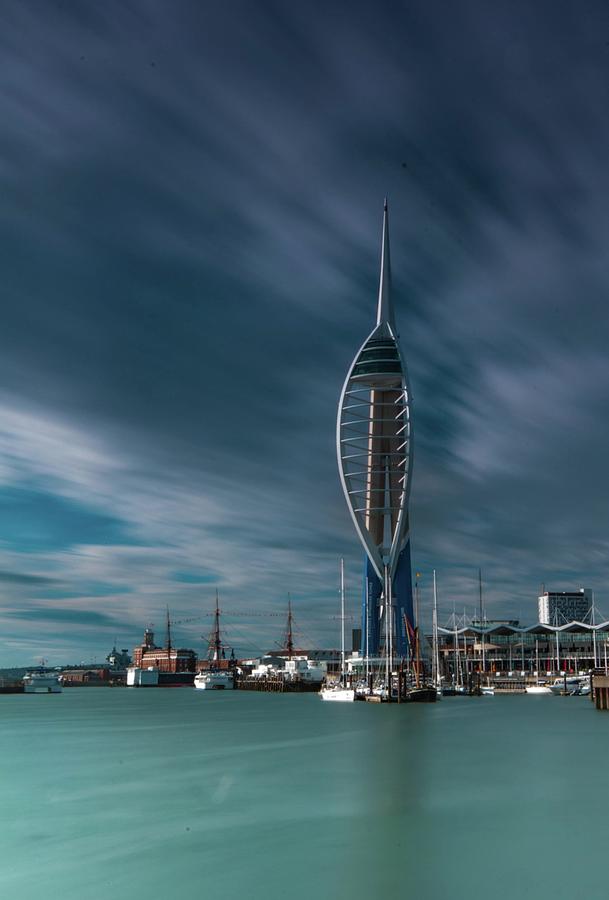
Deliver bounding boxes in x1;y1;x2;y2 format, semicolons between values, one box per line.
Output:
0;1;608;662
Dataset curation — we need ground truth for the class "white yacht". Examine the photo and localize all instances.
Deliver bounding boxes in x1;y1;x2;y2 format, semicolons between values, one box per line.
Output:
194;670;234;690
525;684;552;695
23;671;62;694
320;684;355;702
549;675;590;695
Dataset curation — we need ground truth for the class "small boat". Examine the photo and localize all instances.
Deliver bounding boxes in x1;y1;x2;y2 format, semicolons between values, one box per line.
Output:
194;670;234;690
480;685;495;696
525;684;552;695
320;685;356;702
23;670;62;694
549;675;589;696
406;686;437;703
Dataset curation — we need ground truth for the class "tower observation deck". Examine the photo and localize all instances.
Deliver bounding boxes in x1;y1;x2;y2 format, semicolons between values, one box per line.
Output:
337;201;414;659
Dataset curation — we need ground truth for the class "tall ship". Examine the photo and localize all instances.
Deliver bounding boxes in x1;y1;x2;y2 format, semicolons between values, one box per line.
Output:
194;593;235;690
236;598;324;691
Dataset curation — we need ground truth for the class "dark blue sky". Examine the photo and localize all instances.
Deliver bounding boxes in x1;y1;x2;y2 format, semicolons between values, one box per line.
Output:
1;0;609;664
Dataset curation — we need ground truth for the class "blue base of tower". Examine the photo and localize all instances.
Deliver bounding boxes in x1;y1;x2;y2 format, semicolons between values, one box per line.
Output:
361;543;414;658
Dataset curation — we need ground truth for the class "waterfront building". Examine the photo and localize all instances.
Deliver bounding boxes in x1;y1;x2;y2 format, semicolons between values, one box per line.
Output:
131;626;197;683
538;588;592;625
60;667;112;686
434;618;609;679
337;201;414;658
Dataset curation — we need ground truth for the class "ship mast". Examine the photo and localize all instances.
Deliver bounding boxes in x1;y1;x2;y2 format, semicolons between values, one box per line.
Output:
340;558;346;685
285;594;294;660
165;606;172;654
432;570;440;688
210;590;222;663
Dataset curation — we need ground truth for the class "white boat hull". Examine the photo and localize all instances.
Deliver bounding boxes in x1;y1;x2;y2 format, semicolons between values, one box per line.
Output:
549;676;589;695
23;673;62;693
194;672;234;690
127;667;159;687
526;685;552;694
320;688;355;702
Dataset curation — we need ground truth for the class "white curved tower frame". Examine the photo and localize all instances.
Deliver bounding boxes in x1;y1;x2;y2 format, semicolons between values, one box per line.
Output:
336;202;413;658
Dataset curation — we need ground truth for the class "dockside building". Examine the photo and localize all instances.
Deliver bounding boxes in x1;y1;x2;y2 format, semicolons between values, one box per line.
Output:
132;627;197;683
435;618;609;678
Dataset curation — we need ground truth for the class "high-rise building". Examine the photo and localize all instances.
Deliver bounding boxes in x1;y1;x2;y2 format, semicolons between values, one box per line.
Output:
538;589;592;625
337;201;414;658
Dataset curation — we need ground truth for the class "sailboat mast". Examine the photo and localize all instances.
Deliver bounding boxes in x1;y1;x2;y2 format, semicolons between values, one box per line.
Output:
591;592;597;670
340;558;346;685
432;569;439;686
384;565;390;691
453;606;461;687
414;574;421;688
479;569;486;675
462;608;468;685
365;576;370;681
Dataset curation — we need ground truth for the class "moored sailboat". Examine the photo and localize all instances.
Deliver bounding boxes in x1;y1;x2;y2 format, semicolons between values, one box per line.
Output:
403;576;436;702
320;559;355;702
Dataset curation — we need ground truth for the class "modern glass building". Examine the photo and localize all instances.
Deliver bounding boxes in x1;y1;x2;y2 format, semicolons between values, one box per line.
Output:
435;620;609;678
337;201;414;660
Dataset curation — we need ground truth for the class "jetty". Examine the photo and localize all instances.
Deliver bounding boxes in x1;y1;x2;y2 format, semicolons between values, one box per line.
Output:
592;673;609;709
235;676;320;693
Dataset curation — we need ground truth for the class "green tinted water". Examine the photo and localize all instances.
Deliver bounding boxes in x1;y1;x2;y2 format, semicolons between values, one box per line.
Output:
1;689;607;899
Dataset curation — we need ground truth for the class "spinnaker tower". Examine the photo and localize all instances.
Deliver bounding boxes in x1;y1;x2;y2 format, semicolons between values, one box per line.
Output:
337;201;414;663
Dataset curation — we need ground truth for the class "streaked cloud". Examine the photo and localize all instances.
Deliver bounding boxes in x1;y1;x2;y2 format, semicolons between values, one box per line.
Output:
0;0;608;662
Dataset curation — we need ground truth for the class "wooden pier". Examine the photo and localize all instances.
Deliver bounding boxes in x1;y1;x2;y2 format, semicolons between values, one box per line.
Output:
489;677;526;694
234;677;320;693
592;674;609;709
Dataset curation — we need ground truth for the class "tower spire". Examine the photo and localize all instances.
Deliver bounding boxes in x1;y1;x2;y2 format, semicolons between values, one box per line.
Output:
376;198;395;329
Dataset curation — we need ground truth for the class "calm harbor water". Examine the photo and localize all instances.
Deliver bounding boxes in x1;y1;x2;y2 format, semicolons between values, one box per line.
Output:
1;688;608;899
